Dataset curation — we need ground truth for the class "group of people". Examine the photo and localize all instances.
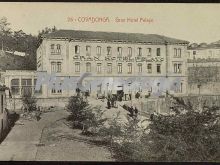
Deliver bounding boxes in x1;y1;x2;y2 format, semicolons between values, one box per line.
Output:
127;106;139;118
106;94;117;109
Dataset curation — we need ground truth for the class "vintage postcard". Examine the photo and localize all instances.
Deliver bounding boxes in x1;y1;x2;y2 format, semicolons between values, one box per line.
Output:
0;2;219;162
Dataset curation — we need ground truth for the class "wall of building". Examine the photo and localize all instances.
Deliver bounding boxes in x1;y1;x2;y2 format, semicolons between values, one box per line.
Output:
0;90;10;141
188;48;220;60
187;66;220;95
37;38;188;97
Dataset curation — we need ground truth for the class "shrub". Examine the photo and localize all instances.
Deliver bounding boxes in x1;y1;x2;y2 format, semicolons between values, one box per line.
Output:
66;95;88;129
81;106;107;135
21;93;37;112
107;94;220;162
136;95;220;162
112;115;146;161
66;96;107;134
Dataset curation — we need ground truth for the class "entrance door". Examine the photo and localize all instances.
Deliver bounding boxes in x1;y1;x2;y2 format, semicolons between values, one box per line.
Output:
117;90;124;101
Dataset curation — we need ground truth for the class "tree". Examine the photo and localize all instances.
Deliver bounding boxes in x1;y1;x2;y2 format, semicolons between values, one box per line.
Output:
138;94;220;162
21;92;37;112
13;30;27;51
0;17;12;50
37;26;57;47
66;95;89;129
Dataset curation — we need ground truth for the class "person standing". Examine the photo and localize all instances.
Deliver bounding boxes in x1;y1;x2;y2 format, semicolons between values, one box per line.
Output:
134;107;138;117
107;99;111;109
111;97;114;108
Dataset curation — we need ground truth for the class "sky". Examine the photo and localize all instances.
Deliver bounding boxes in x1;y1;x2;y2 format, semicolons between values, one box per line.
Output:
0;3;220;44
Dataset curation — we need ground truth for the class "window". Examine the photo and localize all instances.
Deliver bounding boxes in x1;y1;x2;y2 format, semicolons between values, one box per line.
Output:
128;47;132;56
34;79;42;94
107;46;112;55
107;63;112;73
97;63;102;74
51;84;56;94
51;44;55;53
57;62;62;73
117;47;122;56
86;62;91;72
178;48;181;57
51;44;61;54
128;63;132;74
75;62;80;73
86;45;91;55
75;45;80;54
51;83;62;94
57;44;61;53
51;44;55;49
156;64;161;73
51;62;56;72
174;82;183;93
51;62;62;73
138;47;142;56
174;63;177;73
193;51;196;55
174;48;177;57
96;46;101;55
21;79;32;96
117;63;122;73
138;63;142;73
180;82;183;93
147;64;152;73
156;48;160;56
174;48;181;57
11;79;19;95
174;63;182;73
147;48;152;56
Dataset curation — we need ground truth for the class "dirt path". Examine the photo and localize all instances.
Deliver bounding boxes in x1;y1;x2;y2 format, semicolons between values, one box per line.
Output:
0;107;68;161
0;107;114;161
35;117;114;161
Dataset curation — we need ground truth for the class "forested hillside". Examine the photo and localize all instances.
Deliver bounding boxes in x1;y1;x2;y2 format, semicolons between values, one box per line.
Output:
0;16;57;70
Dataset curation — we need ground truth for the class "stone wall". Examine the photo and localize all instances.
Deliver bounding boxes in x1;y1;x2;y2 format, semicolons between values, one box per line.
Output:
6;97;69;112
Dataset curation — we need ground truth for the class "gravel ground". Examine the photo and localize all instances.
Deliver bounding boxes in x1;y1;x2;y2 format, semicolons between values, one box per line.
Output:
35;118;114;161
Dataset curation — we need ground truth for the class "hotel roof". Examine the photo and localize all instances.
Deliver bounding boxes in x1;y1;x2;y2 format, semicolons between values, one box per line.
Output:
42;30;189;45
188;40;220;50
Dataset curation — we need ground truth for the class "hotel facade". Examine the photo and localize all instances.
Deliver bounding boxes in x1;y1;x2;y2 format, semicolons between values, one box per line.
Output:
35;30;189;98
3;30;189;99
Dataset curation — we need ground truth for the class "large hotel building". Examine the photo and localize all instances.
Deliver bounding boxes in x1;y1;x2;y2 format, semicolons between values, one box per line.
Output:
36;30;189;98
3;30;189;99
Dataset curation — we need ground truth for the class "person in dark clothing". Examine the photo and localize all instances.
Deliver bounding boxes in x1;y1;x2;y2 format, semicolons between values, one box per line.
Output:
129;93;132;100
111;97;114;108
107;99;111;109
128;106;134;117
150;113;154;121
134;107;138;116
